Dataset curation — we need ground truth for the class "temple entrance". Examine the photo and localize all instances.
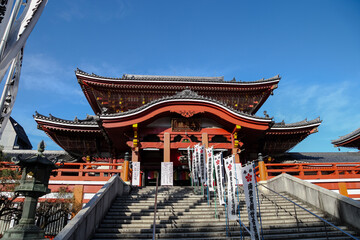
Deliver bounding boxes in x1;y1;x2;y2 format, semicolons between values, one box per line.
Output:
140;149;191;186
141;149;162;186
171;149;191;186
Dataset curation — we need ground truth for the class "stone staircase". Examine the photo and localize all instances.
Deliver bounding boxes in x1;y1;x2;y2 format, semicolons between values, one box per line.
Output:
91;186;359;240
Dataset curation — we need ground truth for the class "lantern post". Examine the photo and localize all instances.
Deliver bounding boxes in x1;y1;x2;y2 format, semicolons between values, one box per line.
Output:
3;141;58;240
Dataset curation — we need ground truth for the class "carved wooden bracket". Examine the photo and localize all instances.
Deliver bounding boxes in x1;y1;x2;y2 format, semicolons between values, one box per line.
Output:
171;110;204;118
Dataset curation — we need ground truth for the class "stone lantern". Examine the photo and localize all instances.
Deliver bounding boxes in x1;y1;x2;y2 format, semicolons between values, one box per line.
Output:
3;141;58;240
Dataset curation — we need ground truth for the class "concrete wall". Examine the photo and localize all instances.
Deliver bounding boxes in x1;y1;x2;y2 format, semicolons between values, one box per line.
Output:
266;173;360;231
54;175;130;240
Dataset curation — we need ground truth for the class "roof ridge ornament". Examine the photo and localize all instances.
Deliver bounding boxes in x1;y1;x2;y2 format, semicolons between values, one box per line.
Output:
176;89;199;98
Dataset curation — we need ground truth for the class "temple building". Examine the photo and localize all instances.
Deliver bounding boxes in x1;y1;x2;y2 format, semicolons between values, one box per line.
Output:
34;69;321;184
332;127;360;150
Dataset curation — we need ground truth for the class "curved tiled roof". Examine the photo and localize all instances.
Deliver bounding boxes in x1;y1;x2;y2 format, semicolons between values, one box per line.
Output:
34;112;99;126
271;118;322;130
123;74;224;82
100;89;273;122
276;152;360;163
331;127;360;146
76;68;281;85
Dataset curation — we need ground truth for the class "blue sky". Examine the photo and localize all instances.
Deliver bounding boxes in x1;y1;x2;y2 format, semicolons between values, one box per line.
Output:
6;0;360;152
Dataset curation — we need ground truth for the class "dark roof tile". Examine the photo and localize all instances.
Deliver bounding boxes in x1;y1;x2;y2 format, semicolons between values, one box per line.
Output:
277;152;360;163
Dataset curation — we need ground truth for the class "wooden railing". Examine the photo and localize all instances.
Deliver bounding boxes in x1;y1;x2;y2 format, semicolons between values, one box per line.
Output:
256;162;360;180
51;162;124;181
0;162;125;182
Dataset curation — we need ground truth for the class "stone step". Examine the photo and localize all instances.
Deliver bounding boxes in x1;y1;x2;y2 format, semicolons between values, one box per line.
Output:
104;211;324;220
98;220;342;230
91;187;359;240
110;203;318;210
112;200;303;206
100;216;326;225
97;222;349;234
92;227;357;239
108;207;322;216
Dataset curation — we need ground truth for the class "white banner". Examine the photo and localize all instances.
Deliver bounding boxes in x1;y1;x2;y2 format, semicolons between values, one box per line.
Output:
214;152;225;205
161;162;173;186
131;162;140;186
206;147;214;191
187;146;192;172
192;150;198;183
242;164;260;240
199;145;206;184
195;144;203;182
224;155;238;220
194;144;200;182
235;163;243;185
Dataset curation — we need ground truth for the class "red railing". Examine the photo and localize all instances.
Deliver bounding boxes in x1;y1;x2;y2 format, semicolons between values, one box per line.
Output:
0;162;125;181
256;162;360;180
51;162;124;181
255;162;360;199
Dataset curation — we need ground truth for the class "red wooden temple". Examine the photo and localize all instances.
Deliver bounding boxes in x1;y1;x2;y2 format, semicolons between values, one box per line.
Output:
33;69;321;185
332;127;360;150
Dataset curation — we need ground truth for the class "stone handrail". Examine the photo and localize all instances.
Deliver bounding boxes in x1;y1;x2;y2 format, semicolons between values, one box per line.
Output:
265;173;360;231
54;174;130;240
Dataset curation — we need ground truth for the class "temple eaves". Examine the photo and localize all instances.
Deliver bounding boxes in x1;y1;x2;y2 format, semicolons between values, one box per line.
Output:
75;68;281;85
100;89;273;123
331;127;360;148
34;112;99;126
271;117;322;130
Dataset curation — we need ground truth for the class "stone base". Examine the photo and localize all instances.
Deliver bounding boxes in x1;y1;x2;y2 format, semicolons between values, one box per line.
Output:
2;224;46;240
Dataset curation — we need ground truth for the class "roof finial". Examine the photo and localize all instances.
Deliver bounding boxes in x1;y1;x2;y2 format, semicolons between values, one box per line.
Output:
263;111;269;118
38;140;45;156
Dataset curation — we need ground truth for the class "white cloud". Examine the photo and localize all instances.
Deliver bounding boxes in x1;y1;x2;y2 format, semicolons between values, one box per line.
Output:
261;77;360;152
21;53;84;99
56;1;130;23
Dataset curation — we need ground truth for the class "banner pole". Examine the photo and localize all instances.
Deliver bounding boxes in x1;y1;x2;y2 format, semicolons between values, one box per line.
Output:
234;161;243;240
213;151;218;219
224;186;229;237
189;147;193;188
254;159;264;240
214;181;218;219
207;185;210;205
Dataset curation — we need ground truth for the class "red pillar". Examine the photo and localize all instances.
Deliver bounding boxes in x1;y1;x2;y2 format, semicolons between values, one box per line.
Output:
164;132;170;162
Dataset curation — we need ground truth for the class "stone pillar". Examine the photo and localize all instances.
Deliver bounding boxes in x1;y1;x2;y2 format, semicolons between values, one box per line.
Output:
164;132;170;162
19;196;38;225
3;196;46;240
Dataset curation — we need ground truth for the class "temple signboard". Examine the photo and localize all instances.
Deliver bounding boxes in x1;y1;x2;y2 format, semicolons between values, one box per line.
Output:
161;162;173;186
171;118;201;132
132;162;141;186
